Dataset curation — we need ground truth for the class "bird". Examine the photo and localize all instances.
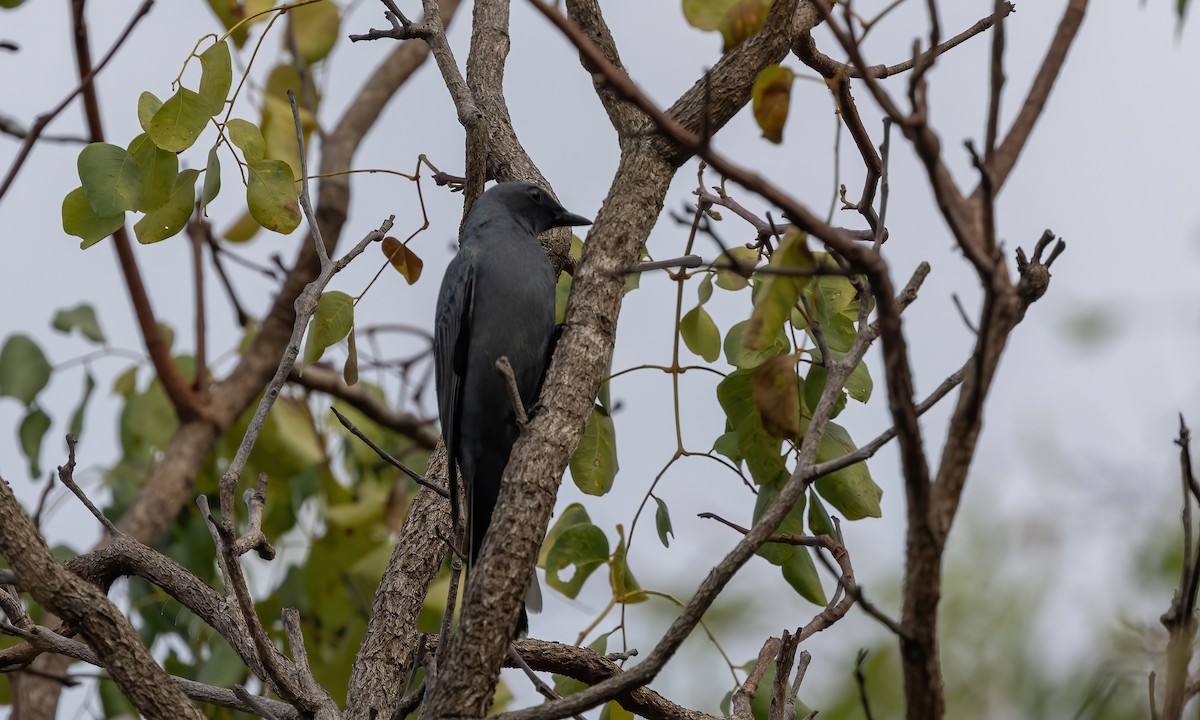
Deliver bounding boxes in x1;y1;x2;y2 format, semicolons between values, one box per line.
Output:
433;181;591;636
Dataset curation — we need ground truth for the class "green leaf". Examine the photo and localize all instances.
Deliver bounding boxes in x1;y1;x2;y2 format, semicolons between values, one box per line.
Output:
344;326;359;386
718;0;771;51
62;186;124;249
112;366;138;396
260;66;318;176
609;526;646;603
539;502;593;567
382;237;423;284
200;149;222;216
137;91;163;133
18;408;51;479
544;523;610;598
714;246;758;291
745;228;811;350
685;0;771;52
802;362;826;416
683;0;734;30
737;414;785;485
795;272;864;353
600;702;634;720
198;40;232;115
717;369;756;428
570;405;619;496
69;373;96;440
52;304;105;344
303;291;355;367
0;335;51;406
290;1;340;63
127;133;179;212
712;430;743;465
751;65;795;144
724;319;789;370
720;372;786;484
226;118;266;163
133;169;200;244
680;305;721;362
77;142;143;216
846;359;873;403
807;490;835;537
782;546;826;605
247;159;301;233
223;209;260;243
147;87;211;152
752;473;804;565
697;273;714;305
654;496;674;548
813;422;882;519
205;0;273;46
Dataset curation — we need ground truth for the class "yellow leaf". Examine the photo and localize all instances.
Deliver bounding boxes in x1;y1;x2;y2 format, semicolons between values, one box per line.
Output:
745;228;812;350
752;65;795;144
381;237;424;284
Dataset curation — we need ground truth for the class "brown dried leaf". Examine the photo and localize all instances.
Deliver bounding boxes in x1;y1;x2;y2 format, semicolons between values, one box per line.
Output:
382;237;424;284
751;353;802;438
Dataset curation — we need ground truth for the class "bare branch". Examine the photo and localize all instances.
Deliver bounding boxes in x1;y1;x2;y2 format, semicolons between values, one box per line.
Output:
330;406;447;497
496;356;530;426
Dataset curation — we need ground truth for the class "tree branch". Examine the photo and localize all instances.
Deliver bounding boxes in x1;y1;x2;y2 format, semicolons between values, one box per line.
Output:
0;475;204;718
290;364;438;448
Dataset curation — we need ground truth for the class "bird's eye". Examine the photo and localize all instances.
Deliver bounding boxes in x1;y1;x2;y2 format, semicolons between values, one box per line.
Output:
528;187;542;203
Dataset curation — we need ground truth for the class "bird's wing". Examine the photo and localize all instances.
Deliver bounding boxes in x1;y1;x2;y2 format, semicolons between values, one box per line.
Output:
434;248;476;544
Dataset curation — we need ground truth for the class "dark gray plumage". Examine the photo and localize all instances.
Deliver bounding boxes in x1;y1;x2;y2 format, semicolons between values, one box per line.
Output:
433;181;591;636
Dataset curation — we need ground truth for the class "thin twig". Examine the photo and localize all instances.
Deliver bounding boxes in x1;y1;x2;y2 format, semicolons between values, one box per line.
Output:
56;435;117;535
788;651;811;720
854;649;875;720
330;406;447;497
496;356;530;426
230;474;276;560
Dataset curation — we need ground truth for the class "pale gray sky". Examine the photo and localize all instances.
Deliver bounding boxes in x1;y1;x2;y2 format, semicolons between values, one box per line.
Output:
1;0;1198;716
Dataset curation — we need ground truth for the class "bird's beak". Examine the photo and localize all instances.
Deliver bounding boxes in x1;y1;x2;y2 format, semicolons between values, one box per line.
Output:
554;209;592;228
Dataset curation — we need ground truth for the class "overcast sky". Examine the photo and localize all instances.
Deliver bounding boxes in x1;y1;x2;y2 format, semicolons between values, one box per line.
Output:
2;0;1199;716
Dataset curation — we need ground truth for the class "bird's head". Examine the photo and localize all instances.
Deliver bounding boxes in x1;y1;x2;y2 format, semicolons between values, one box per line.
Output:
475;182;592;236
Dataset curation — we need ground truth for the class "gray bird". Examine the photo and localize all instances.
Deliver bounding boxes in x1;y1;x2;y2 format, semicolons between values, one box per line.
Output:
434;181;591;636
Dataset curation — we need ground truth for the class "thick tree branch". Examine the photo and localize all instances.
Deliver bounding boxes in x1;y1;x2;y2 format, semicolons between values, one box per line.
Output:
423;3;811;716
0;476;203;719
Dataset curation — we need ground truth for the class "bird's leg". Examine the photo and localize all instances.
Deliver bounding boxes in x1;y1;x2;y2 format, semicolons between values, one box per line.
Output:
495;356;531;427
